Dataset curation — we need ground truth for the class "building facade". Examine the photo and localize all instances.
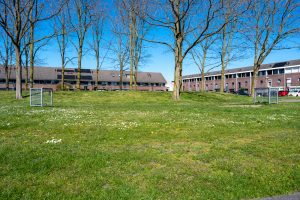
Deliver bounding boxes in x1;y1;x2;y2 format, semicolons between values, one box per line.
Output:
182;59;300;93
0;66;167;91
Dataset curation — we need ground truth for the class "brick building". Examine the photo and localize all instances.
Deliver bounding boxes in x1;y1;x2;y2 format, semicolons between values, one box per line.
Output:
182;59;300;93
0;66;167;91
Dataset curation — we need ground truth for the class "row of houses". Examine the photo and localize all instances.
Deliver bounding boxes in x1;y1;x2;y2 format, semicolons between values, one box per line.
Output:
182;59;300;93
0;66;167;91
1;59;300;93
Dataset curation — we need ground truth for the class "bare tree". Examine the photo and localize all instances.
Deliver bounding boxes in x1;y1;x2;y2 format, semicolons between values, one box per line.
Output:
145;0;247;100
191;37;219;92
28;0;36;88
0;1;28;99
22;32;30;90
22;27;50;90
115;0;149;91
111;9;130;90
69;0;93;90
0;27;13;90
90;8;106;90
27;0;64;88
244;0;300;96
0;0;65;99
219;0;238;93
54;6;73;90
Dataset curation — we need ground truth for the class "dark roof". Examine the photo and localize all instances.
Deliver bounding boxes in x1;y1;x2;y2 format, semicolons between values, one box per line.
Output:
0;66;167;83
183;59;300;79
93;70;167;83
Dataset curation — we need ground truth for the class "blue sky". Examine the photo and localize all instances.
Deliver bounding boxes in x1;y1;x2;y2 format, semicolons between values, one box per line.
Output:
38;1;300;84
43;39;299;84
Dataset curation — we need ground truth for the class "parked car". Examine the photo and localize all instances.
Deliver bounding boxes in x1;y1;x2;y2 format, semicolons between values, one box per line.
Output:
278;91;289;96
288;86;300;97
236;89;249;96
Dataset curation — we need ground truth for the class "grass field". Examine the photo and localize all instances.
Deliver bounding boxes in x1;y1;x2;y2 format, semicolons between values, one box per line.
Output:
0;91;299;199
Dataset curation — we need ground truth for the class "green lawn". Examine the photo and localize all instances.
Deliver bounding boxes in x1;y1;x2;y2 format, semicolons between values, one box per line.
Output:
0;91;299;199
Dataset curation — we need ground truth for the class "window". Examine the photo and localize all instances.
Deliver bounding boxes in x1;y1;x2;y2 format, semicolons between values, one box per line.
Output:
277;79;281;83
238;82;241;89
260;80;263;84
279;69;284;74
285;68;292;74
259;71;266;76
292;67;299;73
246;72;250;77
273;69;279;75
232;74;236;78
81;76;93;80
267;70;272;75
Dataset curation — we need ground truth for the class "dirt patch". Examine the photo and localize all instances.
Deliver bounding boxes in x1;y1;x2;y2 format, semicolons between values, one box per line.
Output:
221;104;262;108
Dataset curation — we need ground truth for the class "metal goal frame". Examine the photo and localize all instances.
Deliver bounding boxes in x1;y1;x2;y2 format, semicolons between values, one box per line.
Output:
253;87;279;104
30;88;53;107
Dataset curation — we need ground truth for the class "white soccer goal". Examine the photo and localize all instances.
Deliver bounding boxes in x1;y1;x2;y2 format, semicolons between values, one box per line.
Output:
253;87;279;104
30;88;53;107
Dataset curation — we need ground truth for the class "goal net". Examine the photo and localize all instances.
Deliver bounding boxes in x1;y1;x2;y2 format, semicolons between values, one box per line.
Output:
30;88;53;107
253;87;279;104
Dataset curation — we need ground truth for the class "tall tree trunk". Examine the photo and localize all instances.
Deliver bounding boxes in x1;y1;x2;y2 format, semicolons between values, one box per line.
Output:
173;59;183;101
95;49;100;89
61;55;65;90
25;51;29;90
129;3;136;90
173;2;183;101
5;65;9;90
200;50;207;92
134;70;138;90
76;44;82;90
119;63;123;90
29;3;35;88
60;15;66;90
251;64;259;97
29;27;34;88
61;27;65;90
201;69;205;92
220;65;225;93
220;23;227;93
4;52;9;90
173;39;183;100
15;45;22;99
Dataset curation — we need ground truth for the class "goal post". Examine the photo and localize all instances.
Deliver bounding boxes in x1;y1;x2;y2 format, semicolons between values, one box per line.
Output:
253;87;279;104
30;88;53;107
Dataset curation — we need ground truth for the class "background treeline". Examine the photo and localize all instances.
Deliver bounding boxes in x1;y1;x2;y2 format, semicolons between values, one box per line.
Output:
0;0;299;100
